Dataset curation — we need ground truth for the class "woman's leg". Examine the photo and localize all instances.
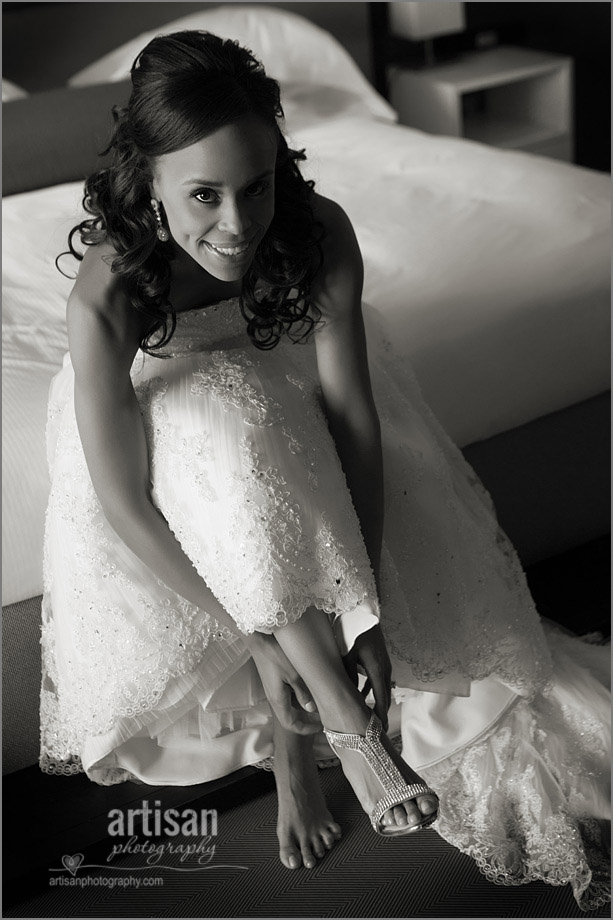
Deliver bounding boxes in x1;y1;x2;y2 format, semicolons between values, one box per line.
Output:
272;713;342;869
273;607;438;829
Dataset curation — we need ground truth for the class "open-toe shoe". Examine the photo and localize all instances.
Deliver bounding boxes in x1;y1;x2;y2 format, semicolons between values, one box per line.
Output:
324;712;439;837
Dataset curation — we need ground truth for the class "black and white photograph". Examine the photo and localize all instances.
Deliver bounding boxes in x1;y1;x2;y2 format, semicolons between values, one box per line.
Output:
2;2;611;918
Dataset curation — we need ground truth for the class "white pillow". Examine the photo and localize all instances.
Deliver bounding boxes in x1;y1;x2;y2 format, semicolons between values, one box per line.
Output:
68;4;397;123
2;79;28;102
2;183;85;605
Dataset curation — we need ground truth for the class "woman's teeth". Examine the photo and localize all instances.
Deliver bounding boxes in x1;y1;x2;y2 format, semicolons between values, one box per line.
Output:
209;241;250;256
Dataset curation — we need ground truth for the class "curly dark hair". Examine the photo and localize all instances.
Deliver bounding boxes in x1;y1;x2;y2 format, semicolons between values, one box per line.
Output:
60;30;324;353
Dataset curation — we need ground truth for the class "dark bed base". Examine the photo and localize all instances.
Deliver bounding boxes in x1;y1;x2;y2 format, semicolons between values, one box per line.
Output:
463;390;610;566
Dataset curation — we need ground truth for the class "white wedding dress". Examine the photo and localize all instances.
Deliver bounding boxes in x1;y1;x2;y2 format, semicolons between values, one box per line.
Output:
40;295;610;910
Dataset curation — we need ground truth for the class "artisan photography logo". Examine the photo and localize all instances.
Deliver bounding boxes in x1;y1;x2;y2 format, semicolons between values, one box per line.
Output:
109;799;218;841
49;800;249;883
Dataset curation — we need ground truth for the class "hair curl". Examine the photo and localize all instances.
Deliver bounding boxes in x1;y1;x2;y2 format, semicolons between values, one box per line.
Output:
60;30;323;353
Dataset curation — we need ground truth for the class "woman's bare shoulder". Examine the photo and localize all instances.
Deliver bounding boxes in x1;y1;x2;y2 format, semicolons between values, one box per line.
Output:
312;193;357;244
312;192;362;274
69;241;127;317
67;242;147;359
310;193;363;315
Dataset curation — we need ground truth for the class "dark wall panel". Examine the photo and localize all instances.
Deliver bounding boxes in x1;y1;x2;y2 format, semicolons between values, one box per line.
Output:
2;1;372;91
464;2;610;171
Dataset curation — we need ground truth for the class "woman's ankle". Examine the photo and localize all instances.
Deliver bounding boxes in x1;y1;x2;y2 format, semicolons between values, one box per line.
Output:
316;686;372;735
271;606;375;734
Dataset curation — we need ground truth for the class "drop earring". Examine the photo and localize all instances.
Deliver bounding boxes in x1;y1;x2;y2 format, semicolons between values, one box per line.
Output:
151;198;170;242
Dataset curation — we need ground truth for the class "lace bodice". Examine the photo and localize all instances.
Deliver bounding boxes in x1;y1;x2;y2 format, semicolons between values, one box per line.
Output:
146;297;261;359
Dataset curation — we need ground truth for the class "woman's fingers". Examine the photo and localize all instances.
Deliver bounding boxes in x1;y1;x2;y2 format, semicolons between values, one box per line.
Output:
291;678;319;716
273;686;322;735
361;674;389;728
348;626;393;731
366;661;392;732
249;633;322;734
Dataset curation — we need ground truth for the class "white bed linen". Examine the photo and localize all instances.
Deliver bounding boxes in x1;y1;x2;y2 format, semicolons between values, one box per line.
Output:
2;112;610;606
3;186;78;605
285;113;610;446
2;79;28;102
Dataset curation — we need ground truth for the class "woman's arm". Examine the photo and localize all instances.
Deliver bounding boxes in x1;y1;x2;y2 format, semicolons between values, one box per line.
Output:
311;196;384;582
311;197;392;727
67;248;320;733
68;275;241;634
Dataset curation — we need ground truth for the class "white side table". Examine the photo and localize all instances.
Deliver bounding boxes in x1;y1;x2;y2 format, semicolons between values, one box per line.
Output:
389;45;573;161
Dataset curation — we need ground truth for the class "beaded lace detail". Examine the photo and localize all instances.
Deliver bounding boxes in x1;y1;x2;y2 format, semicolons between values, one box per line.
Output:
191;352;284;427
40;297;379;775
40;363;239;776
419;630;611;911
135;375;379;636
144;298;554;701
42;295;553;771
362;309;554;699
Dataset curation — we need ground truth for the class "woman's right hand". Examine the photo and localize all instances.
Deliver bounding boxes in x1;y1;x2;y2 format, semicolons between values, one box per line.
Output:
246;632;322;736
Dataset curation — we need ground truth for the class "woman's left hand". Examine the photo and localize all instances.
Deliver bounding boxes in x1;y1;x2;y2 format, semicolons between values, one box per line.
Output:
246;631;323;735
343;624;392;731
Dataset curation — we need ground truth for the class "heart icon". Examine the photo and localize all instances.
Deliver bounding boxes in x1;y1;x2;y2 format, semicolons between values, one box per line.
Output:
62;854;84;876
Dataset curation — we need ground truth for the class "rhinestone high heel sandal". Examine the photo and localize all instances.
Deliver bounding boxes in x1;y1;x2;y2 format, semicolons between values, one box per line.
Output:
324;712;439;837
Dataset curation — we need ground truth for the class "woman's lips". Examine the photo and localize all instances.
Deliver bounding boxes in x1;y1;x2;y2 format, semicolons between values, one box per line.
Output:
203;238;255;261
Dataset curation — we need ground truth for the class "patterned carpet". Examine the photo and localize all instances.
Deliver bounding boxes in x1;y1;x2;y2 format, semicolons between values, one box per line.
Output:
4;761;610;919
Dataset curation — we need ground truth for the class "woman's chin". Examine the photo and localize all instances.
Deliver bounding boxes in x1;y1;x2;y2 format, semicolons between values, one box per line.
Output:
202;263;250;283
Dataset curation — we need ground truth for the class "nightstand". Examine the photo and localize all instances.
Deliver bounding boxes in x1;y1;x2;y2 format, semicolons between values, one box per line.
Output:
389;45;574;162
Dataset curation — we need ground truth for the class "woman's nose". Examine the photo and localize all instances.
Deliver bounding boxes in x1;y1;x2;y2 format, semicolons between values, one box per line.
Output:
217;198;250;236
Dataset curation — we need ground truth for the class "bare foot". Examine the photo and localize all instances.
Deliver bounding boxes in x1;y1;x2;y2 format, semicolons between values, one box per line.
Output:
324;707;439;833
272;723;342;869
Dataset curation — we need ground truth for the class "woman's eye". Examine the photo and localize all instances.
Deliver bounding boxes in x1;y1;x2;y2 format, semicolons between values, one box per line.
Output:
193;189;217;204
246;181;270;197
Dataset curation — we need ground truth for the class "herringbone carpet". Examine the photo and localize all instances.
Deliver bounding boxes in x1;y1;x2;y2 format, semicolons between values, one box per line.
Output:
4;760;610;919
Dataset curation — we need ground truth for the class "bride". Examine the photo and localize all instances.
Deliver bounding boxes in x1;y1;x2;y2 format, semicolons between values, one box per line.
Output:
41;30;610;909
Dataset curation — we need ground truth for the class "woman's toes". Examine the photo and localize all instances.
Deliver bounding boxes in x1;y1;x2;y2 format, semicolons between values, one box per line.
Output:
311;837;325;859
321;823;341;847
279;846;301;870
403;801;423;826
418;794;439;816
382;797;437;829
392;805;409;826
300;844;317;869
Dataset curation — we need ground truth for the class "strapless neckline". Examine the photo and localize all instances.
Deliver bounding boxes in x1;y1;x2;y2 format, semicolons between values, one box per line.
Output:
174;294;241;319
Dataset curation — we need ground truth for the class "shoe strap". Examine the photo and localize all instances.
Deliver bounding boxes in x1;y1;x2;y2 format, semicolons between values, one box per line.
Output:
324;713;437;829
324;712;386;751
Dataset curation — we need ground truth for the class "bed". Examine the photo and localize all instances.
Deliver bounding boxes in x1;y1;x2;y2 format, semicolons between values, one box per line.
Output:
2;3;610;774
